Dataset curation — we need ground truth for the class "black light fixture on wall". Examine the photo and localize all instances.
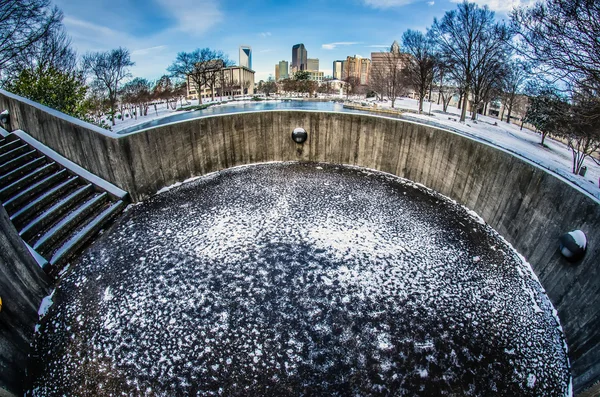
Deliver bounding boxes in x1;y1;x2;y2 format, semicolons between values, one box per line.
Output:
292;127;308;144
559;230;587;262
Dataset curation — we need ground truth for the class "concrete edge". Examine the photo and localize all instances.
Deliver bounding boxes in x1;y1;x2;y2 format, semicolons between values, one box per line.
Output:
0;89;117;138
11;130;128;200
121;109;600;205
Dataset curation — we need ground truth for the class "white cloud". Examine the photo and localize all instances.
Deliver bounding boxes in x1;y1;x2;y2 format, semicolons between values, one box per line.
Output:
63;16;121;43
155;0;222;36
259;32;272;38
363;0;417;8
366;44;391;48
131;45;168;56
322;42;361;50
449;0;534;12
427;1;435;5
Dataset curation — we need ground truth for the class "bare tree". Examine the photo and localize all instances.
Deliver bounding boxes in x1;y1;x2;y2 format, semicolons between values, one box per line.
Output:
83;47;134;126
168;48;230;104
470;52;507;120
343;76;361;100
402;30;436;113
369;52;407;107
512;0;599;93
0;0;63;79
434;63;457;112
121;78;151;120
154;75;173;109
514;0;600;174
430;2;512;122
500;60;528;123
6;21;76;80
259;79;278;97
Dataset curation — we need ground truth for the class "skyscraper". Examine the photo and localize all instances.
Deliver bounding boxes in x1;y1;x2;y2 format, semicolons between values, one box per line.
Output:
307;58;319;72
277;60;289;81
344;55;371;85
292;44;307;72
333;60;344;80
239;46;252;70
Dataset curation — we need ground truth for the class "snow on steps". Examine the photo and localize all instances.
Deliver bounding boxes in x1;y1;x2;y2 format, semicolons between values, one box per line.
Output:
0;131;128;276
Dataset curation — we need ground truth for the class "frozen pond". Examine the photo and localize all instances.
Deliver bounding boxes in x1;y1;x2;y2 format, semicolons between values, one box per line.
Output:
117;100;392;134
30;163;570;396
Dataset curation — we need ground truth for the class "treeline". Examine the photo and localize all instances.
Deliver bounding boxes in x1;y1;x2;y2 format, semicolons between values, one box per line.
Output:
0;0;231;128
357;0;599;174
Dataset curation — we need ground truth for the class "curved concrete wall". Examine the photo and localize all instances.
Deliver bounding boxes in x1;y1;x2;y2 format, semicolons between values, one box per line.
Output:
0;91;598;395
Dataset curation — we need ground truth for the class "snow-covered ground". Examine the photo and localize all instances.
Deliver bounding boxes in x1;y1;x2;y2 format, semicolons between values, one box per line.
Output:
107;95;600;200
372;97;600;200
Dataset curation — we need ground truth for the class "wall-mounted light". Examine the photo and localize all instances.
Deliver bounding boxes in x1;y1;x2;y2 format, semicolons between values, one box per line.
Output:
0;110;9;126
559;230;587;262
292;127;308;144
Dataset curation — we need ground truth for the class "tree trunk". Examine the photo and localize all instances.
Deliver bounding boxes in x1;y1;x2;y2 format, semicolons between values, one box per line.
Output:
458;93;463;110
506;105;512;123
460;89;468;122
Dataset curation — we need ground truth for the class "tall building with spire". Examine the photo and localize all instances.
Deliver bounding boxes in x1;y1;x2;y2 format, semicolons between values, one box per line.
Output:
292;44;308;72
239;46;252;70
371;40;409;72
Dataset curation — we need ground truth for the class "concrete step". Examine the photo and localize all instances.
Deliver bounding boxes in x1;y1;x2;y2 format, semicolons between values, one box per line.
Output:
49;200;125;268
0;139;21;155
0;157;46;187
11;176;80;229
0;144;29;165
20;184;94;242
0;150;39;175
3;169;68;214
33;192;108;256
0;162;58;201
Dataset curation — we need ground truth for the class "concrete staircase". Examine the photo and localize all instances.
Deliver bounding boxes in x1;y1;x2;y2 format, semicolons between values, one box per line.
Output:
0;130;128;275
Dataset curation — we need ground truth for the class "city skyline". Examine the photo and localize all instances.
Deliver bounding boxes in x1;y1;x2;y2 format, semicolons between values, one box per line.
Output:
52;0;523;82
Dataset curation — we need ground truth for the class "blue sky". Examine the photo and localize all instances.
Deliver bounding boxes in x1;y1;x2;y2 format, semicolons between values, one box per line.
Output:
54;0;524;82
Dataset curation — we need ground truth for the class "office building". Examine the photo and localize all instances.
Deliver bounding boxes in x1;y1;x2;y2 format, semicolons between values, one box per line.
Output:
187;65;255;99
344;55;371;85
277;60;289;81
239;46;252;70
371;40;408;69
307;58;319;72
292;43;308;71
371;40;411;82
307;71;324;83
333;60;344;80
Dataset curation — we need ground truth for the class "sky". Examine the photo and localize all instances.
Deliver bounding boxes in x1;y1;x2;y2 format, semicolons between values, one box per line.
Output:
53;0;531;82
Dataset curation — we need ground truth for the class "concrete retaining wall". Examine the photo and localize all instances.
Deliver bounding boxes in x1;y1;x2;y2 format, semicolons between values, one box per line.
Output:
0;91;598;395
0;206;49;396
